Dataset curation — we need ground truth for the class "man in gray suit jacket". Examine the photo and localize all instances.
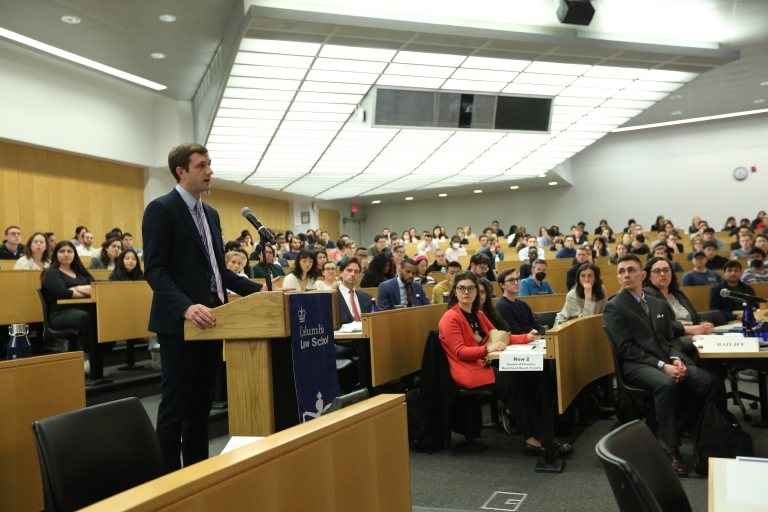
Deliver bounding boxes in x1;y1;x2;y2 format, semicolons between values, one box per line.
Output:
604;254;724;477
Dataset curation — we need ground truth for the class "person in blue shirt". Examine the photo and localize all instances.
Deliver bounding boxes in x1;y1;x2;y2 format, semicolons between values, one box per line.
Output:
709;260;755;322
681;250;724;287
555;235;577;259
518;259;555;296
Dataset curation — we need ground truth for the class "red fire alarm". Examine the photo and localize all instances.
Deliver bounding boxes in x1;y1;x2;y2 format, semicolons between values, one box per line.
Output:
751;166;757;172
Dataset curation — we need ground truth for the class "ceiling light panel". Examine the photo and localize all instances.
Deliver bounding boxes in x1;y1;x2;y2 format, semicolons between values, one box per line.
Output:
451;69;518;82
442;79;506;92
300;82;370;94
394;51;466;67
385;63;454;78
376;75;446;88
312;58;387;73
514;73;577;86
462;56;530;72
319;45;396;61
524;62;591;76
239;39;319;56
502;83;565;96
234;52;313;68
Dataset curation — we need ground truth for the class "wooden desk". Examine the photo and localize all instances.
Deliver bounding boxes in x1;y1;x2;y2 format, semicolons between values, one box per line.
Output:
709;457;768;512
0;352;86;512
81;394;411;512
519;293;567;314
0;270;46;324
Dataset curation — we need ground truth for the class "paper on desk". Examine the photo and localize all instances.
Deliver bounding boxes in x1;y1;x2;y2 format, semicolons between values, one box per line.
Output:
726;458;768;510
335;321;362;333
530;340;546;348
220;436;264;455
505;345;536;351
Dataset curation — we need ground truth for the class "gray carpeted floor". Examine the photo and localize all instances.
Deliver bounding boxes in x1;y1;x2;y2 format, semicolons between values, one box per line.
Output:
136;380;768;512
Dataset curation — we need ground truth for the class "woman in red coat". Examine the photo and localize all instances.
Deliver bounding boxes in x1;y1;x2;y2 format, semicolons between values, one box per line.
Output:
438;271;573;457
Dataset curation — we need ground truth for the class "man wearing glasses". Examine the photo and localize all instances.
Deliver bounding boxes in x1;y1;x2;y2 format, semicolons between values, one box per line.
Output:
604;254;724;477
0;226;23;259
495;268;542;335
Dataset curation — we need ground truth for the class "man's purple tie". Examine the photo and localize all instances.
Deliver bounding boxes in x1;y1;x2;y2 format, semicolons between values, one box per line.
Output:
194;200;225;304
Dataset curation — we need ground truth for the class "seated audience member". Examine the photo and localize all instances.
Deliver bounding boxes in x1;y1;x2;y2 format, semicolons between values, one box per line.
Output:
45;232;57;253
566;247;592;290
491;220;504;237
313;238;327;250
432;261;461;303
664;220;675;234
629;234;650;255
651;244;684;273
41;241;115;375
445;235;467;263
651;230;668;248
0;225;24;259
730;227;753;250
377;258;431;310
518;259;554;296
440;271;570;453
314;249;329;278
555;235;577;259
723;217;737;233
14;232;50;270
237;247;254;278
742;248;768;283
572;226;588;245
709;260;755;322
517;235;545;261
478;236;504;270
519;246;539;280
609;243;629;265
109;248;145;281
690;220;709;240
689;215;702;233
321;231;335;249
336;239;356;264
731;232;753;259
478;278;507;330
456;228;469;245
251;244;286;278
224;251;247;285
604;254;724;476
89;237;122;270
621;232;633;246
368;235;390;257
336;258;372;325
700;227;728;251
537;227;553;247
592;236;610;257
283;248;319;292
551;238;564;253
464;225;476;239
594;219;608;235
495;268;542;334
642;256;714;339
686;237;704;261
316;261;340;290
469;253;496;291
354;247;369;272
413;254;436;285
70;226;87;247
732;218;751;236
274;232;287;257
417;233;439;255
751;211;766;231
240;230;253;248
121;233;142;257
401;231;412;244
703;241;728;270
651;215;666;232
388;233;401;249
506;225;520;247
681;250;724;286
409;228;420;241
360;253;390;289
623;219;636;234
283;237;303;261
666;232;684;253
390;244;406;277
755;234;768;252
601;227;616;243
422;229;432;241
633;224;645;238
426;249;449;274
76;231;101;257
555;263;607;325
432;226;445;242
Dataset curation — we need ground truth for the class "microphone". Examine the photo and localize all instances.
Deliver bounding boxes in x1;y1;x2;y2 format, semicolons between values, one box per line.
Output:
240;207;276;244
719;288;767;303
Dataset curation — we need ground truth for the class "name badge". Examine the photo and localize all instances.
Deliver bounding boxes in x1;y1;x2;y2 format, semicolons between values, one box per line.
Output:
499;350;544;371
697;335;759;353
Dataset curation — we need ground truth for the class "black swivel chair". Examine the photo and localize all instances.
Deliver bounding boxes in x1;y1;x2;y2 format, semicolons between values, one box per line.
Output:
603;326;658;435
32;397;163;512
37;289;80;352
596;420;692;512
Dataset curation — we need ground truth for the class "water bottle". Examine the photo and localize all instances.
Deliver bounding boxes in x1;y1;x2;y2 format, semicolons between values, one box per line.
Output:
443;292;449;303
414;294;421;307
370;298;377;313
7;323;32;360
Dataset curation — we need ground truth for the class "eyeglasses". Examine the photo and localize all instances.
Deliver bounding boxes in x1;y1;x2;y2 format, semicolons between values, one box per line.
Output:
650;268;672;275
456;286;477;294
504;278;520;284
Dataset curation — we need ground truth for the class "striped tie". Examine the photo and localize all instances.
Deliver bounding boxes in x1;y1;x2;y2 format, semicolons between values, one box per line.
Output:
194;201;225;304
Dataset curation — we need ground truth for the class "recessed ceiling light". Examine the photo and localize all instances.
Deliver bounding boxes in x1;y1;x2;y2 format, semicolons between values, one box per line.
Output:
538;174;546;177
159;14;177;22
549;181;558;185
474;190;482;193
61;15;81;24
761;81;768;86
151;53;166;59
439;193;447;197
671;111;682;115
405;197;413;200
755;99;766;104
510;186;519;190
371;200;380;204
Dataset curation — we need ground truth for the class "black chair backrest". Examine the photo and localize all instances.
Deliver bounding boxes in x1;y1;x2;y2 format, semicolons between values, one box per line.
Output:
698;310;727;327
596;420;692;512
32;397;163;512
535;310;558;329
603;326;649;395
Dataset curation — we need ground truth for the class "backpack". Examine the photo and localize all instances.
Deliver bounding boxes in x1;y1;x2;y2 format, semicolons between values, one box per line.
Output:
693;402;753;474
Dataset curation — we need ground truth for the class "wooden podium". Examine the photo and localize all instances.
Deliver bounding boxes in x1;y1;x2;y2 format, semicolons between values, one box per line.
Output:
183;291;339;437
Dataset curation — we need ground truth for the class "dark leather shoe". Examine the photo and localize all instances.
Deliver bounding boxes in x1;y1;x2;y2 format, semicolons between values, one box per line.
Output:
667;451;688;477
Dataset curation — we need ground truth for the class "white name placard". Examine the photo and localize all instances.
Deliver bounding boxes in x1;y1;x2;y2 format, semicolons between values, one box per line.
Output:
697;335;759;353
499;350;544;371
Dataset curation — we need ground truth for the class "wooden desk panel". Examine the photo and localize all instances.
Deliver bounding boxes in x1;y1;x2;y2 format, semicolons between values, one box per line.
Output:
92;281;153;342
519;293;567;313
0;270;44;324
362;304;446;386
0;259;19;269
80;395;411;512
0;352;86;512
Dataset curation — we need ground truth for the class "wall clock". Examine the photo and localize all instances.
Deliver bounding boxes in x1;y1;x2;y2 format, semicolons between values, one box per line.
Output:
734;166;748;181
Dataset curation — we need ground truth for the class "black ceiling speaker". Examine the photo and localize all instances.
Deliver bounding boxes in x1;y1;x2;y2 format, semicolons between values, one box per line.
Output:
556;0;595;26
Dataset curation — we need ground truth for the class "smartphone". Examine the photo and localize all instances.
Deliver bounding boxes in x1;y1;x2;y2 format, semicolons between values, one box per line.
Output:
537;326;546;336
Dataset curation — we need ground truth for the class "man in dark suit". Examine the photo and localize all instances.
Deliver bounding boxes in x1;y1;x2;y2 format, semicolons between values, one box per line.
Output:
377;258;432;310
604;254;724;476
143;143;289;474
336;257;373;324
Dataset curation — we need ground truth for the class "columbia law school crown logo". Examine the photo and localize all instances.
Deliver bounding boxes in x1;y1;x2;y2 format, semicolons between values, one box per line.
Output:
298;306;306;323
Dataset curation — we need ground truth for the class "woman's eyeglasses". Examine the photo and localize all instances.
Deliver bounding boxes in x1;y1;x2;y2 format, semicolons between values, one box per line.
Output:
650;268;672;275
456;286;477;294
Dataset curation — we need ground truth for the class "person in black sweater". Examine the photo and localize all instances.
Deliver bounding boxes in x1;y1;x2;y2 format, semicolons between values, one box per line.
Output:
703;241;729;270
566;247;591;291
709;260;756;322
360;252;390;289
494;268;541;334
41;241;114;374
109;248;144;281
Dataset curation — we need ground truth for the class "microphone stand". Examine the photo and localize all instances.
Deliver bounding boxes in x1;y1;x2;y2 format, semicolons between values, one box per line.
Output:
742;300;758;337
257;232;273;292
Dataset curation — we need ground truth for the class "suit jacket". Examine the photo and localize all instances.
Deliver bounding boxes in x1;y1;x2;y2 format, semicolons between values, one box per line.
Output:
143;189;261;336
377;277;432;311
603;288;689;376
643;286;701;337
337;288;373;324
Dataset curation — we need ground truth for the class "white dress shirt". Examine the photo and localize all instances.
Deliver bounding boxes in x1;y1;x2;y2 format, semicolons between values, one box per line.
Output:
339;283;362;322
518;247;545;261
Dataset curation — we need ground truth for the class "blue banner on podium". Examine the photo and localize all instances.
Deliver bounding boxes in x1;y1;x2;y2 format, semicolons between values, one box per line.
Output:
288;293;340;423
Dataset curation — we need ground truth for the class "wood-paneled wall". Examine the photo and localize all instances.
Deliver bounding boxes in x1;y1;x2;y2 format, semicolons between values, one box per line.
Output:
0;141;145;247
202;187;290;241
319;208;340;241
